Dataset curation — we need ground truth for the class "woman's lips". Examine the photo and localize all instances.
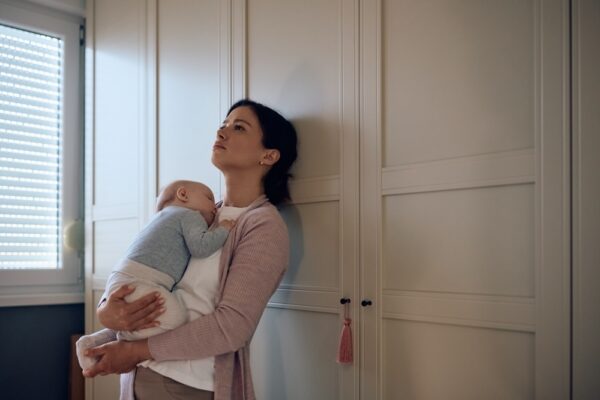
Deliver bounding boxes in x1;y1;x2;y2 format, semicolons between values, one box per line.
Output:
213;143;226;150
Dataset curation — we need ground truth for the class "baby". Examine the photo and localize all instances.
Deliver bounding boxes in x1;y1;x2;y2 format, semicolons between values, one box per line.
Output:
76;180;234;370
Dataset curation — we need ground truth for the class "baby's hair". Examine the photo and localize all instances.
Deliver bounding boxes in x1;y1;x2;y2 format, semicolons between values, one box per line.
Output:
156;180;201;211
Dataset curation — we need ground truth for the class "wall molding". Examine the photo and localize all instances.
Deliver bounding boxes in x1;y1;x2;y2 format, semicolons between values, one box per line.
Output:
269;286;341;314
289;175;340;204
534;0;571;397
278;283;339;292
382;289;535;333
382;148;535;196
358;0;383;398
266;302;338;315
91;203;138;221
572;0;600;396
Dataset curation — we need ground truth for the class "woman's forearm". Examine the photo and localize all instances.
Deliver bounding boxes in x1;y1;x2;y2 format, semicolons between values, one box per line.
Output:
132;339;153;361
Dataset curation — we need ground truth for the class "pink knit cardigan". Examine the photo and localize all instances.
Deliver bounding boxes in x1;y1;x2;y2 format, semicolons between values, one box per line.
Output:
119;195;289;400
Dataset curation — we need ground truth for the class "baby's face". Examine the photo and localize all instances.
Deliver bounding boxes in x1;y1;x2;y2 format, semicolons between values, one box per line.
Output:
188;184;217;225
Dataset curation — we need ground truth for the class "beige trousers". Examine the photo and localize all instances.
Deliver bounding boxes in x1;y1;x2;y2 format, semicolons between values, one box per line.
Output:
134;367;214;400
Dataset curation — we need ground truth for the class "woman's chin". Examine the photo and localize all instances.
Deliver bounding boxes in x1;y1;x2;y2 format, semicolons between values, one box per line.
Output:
211;155;222;168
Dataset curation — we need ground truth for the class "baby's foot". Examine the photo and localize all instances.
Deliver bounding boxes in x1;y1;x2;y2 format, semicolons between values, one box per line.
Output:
76;332;111;370
76;335;98;370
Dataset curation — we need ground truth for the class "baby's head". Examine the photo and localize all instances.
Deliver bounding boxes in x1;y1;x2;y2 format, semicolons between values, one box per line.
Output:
156;180;217;225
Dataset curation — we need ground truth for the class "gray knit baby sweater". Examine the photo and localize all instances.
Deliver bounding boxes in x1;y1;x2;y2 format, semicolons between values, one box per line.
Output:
125;205;228;284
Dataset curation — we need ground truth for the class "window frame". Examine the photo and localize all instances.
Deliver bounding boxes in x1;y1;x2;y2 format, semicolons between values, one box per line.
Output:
0;0;84;305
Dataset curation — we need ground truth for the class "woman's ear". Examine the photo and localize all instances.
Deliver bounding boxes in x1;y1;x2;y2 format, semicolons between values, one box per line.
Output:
175;186;188;202
261;149;281;166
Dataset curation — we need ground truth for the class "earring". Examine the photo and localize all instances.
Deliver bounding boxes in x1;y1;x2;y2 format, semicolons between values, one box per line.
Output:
259;161;264;165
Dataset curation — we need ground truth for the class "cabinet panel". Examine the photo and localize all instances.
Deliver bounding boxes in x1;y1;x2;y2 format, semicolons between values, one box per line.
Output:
251;308;340;400
280;201;339;289
157;0;222;196
383;184;534;297
94;0;141;206
383;319;534;400
247;0;341;179
383;0;535;167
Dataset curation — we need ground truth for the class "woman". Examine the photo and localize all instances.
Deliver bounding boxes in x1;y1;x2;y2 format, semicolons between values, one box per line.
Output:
83;99;298;400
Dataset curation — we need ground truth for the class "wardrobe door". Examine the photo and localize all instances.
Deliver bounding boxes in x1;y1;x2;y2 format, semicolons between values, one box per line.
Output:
84;0;147;398
85;1;223;399
242;0;360;399
360;0;570;399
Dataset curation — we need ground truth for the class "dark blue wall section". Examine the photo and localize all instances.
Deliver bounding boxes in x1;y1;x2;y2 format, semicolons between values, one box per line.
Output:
0;303;84;400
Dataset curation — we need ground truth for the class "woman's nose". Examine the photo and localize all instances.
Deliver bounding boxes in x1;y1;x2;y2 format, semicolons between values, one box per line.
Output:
217;129;225;139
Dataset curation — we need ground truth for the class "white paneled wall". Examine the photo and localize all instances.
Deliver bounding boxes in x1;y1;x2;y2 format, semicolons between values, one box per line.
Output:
85;1;581;399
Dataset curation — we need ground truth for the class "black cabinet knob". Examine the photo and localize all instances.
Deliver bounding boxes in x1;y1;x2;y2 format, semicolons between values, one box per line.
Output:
361;299;372;307
340;298;351;304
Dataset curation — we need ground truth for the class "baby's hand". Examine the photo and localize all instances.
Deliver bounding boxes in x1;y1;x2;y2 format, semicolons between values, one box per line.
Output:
219;219;236;230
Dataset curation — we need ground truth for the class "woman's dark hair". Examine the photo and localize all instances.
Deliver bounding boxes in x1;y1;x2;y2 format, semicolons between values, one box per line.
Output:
228;99;298;205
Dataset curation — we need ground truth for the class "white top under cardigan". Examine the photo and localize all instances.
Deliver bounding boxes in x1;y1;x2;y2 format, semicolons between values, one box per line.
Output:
142;205;248;391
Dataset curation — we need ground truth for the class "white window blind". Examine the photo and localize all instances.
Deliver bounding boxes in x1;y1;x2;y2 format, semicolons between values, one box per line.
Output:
0;24;63;271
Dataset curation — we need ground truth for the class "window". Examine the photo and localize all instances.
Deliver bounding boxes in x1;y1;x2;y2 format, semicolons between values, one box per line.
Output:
0;1;83;305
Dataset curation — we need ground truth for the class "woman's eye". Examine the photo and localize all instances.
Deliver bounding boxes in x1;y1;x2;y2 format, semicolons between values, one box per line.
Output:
234;124;245;131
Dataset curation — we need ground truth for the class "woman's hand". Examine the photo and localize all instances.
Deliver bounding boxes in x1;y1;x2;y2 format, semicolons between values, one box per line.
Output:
97;285;165;331
82;339;152;377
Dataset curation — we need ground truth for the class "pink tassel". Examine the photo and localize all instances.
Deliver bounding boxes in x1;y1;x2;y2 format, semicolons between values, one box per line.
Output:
337;298;353;364
336;317;353;364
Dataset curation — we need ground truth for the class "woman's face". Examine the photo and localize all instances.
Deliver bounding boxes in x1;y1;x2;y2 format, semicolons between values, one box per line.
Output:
212;106;266;171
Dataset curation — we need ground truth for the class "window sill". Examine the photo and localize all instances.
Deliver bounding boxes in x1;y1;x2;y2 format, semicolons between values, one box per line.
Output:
0;292;84;307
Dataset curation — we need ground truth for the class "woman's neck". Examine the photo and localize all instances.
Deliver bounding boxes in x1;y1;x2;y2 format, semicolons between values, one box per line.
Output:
222;172;264;207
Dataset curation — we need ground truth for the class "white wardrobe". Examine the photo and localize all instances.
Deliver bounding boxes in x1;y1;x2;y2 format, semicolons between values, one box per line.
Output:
84;0;595;399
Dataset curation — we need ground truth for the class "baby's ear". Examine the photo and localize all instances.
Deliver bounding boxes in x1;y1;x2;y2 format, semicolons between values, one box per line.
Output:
175;186;188;201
